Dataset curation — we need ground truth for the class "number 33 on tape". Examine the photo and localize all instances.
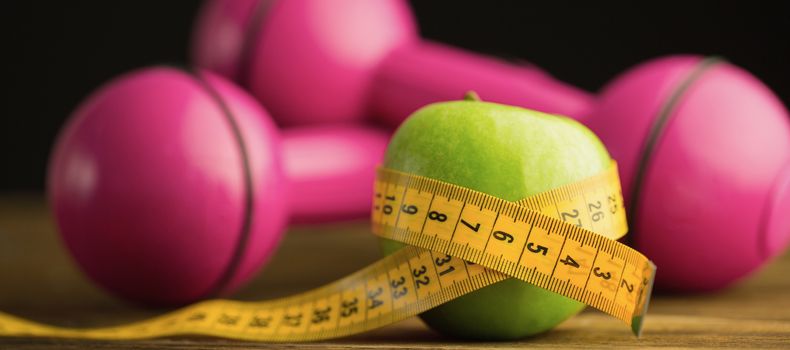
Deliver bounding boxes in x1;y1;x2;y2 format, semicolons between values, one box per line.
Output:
0;162;654;342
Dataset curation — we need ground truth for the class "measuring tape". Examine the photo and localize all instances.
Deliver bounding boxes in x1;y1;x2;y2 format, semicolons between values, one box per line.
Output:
0;162;655;341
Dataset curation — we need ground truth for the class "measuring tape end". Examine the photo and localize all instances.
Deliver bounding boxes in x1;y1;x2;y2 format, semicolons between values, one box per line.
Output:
631;261;656;337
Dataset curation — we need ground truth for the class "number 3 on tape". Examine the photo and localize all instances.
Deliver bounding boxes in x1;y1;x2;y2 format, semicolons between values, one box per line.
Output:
0;161;654;342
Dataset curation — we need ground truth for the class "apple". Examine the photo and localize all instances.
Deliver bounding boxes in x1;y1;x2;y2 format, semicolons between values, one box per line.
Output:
380;96;615;340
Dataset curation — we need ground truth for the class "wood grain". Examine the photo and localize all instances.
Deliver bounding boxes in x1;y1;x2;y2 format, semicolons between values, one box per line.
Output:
1;194;789;349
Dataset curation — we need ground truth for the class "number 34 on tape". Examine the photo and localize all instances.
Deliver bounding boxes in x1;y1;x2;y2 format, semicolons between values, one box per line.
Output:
0;161;654;342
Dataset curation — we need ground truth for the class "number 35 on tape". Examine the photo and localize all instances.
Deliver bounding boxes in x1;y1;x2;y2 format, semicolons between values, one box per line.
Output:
0;161;655;342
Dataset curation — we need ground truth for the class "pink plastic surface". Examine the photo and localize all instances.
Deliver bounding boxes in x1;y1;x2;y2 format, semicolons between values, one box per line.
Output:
194;0;417;125
192;0;589;127
370;41;594;127
49;67;286;305
192;0;264;80
630;62;790;291
49;67;388;305
586;56;702;197
282;126;389;223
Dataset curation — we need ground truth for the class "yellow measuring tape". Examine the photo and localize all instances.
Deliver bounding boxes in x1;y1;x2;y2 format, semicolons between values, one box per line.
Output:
0;162;655;341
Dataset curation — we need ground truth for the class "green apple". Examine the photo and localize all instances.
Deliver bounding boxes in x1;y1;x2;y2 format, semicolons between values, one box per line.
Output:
380;96;614;340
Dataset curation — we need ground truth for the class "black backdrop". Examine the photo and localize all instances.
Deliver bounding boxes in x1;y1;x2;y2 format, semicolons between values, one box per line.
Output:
1;1;788;190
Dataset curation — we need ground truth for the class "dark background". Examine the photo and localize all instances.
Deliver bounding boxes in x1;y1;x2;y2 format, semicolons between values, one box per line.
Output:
1;1;788;191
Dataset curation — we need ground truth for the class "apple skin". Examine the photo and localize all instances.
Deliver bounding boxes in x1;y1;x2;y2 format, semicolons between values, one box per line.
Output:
380;100;614;340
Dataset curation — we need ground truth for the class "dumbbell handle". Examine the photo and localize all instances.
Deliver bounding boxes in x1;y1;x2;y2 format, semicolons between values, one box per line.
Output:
282;126;388;223
370;41;595;126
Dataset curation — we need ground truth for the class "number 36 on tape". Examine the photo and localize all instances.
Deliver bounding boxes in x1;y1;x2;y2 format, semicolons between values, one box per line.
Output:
0;161;654;342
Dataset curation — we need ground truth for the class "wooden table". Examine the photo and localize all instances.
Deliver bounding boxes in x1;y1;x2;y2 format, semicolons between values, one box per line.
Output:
1;194;789;349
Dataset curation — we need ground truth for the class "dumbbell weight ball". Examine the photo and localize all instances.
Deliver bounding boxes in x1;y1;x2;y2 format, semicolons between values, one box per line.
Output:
49;67;387;305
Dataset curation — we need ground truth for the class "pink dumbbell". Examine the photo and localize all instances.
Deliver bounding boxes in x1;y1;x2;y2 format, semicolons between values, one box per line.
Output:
49;66;387;305
192;0;790;292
